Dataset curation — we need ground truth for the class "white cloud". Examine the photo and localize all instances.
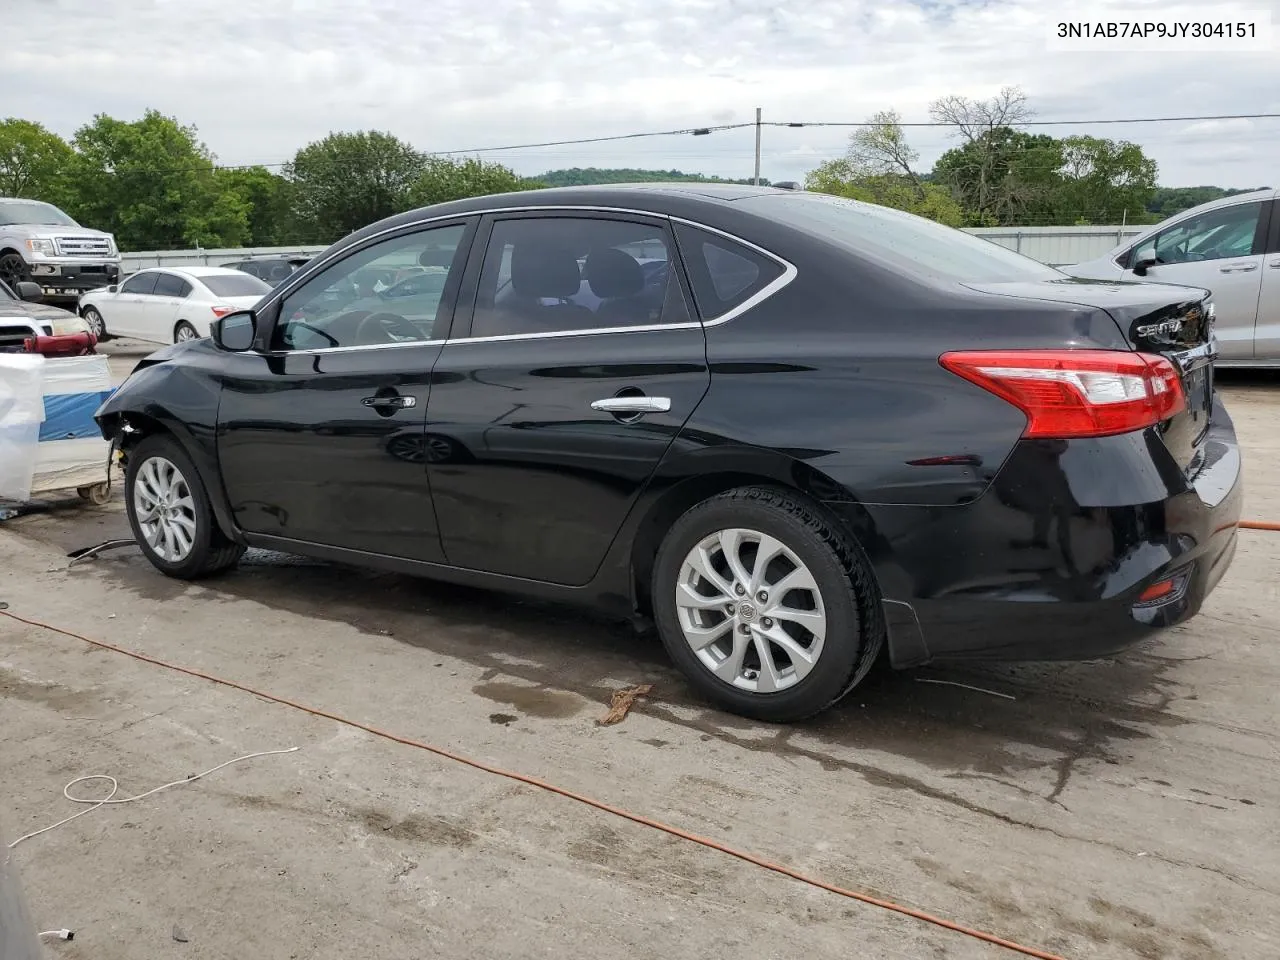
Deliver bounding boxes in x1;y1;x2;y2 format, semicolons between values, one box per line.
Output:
4;0;1279;188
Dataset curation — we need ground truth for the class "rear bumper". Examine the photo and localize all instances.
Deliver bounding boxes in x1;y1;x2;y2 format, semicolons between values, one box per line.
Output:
832;395;1243;665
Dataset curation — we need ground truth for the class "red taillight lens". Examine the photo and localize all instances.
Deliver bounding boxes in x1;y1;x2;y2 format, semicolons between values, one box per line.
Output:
211;305;234;318
939;349;1186;439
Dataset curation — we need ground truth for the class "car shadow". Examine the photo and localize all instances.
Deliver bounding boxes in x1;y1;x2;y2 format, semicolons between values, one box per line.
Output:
31;526;1204;813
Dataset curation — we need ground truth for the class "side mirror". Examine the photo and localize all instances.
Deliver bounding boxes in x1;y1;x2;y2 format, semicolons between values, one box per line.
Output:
210;309;257;352
107;284;118;293
1132;257;1158;277
16;281;42;302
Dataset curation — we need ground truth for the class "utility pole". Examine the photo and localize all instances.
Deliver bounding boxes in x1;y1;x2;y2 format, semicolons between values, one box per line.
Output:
753;107;762;185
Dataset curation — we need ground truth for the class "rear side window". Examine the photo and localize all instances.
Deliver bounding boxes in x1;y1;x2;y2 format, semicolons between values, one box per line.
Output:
152;273;191;297
674;223;784;320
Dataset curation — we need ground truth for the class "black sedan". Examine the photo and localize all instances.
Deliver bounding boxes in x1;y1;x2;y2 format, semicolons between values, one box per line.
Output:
95;184;1241;722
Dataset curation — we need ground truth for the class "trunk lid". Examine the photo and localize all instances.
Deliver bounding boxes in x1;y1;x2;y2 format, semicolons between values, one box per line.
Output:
964;277;1217;477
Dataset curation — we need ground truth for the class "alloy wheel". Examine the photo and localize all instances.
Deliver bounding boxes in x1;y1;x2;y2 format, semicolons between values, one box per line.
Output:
84;308;105;339
0;253;26;290
133;456;198;562
675;527;827;693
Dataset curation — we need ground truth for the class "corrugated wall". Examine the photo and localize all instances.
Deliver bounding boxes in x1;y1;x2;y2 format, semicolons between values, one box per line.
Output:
119;225;1148;273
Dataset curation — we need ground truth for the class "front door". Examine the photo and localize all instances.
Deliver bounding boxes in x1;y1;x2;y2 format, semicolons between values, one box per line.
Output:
108;271;159;339
1126;198;1270;361
1253;199;1280;360
216;219;475;561
425;211;710;586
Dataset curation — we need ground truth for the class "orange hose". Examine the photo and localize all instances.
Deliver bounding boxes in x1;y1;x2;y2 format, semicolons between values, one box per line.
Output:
2;606;1068;960
1241;520;1280;531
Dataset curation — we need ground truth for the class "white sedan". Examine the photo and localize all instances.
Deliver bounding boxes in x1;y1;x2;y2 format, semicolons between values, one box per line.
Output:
78;266;272;345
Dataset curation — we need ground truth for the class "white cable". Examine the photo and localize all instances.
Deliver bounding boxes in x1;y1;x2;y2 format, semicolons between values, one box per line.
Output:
8;747;299;849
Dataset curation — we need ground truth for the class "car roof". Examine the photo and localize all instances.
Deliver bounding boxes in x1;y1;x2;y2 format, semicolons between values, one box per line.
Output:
329;183;809;259
135;265;255;279
1160;187;1279;218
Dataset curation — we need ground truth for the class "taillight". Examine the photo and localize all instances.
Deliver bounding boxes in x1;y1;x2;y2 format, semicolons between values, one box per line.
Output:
211;305;234;318
939;349;1186;439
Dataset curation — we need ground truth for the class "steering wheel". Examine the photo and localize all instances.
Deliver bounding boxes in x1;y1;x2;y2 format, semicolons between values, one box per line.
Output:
355;311;422;345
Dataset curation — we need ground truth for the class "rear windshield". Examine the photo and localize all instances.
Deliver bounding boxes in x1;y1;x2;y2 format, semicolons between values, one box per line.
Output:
738;192;1062;283
203;274;272;298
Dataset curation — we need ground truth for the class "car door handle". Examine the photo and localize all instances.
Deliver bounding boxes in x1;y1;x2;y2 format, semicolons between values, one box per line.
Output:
590;396;671;414
1219;262;1258;273
361;395;416;409
1269;260;1280;269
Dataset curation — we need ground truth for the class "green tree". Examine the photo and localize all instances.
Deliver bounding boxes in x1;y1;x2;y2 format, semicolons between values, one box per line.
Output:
1050;136;1158;224
217;165;295;246
407;156;538;208
0;118;74;202
929;86;1035;223
535;167;764;187
805;159;965;227
932;128;1063;226
65;110;249;249
285;131;424;243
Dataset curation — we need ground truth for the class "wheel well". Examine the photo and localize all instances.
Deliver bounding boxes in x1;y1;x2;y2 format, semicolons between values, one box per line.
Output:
104;412;175;459
629;472;847;618
174;319;194;336
0;247;22;257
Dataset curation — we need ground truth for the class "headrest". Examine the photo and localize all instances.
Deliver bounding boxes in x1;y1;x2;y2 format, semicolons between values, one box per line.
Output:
584;248;644;299
510;245;582;299
419;246;455;267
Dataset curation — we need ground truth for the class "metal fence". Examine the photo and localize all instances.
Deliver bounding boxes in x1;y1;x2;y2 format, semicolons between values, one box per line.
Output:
119;224;1148;274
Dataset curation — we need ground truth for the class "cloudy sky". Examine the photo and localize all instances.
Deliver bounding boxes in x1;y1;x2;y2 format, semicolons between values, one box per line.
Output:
6;0;1280;189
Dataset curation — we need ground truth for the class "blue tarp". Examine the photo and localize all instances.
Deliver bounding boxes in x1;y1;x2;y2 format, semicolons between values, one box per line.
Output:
38;390;114;442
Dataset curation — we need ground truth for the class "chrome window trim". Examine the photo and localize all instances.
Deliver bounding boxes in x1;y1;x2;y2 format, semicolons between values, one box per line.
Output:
259;205;798;355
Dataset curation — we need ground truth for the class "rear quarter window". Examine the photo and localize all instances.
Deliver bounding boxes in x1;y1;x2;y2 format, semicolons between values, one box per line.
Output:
674;223;785;320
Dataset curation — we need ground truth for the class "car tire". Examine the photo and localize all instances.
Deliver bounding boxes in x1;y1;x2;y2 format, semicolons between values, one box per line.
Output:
652;486;883;723
82;306;108;341
0;251;29;290
174;321;199;343
124;434;245;580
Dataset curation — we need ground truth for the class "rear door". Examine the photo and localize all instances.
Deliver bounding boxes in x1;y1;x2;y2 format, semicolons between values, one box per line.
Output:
424;211;709;585
1254;197;1280;361
1124;198;1270;361
146;272;189;342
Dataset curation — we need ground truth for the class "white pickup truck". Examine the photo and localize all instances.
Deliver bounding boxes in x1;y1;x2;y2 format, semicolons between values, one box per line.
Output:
0;197;122;305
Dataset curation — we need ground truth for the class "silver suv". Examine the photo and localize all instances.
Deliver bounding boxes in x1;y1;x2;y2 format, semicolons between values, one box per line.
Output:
0;198;122;305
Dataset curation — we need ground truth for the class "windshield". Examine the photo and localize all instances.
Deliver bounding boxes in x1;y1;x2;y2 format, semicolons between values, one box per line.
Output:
738;192;1062;284
0;200;79;227
203;274;272;298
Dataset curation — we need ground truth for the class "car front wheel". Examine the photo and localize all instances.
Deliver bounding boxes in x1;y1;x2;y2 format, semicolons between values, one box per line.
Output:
82;306;107;340
652;486;882;723
124;434;245;579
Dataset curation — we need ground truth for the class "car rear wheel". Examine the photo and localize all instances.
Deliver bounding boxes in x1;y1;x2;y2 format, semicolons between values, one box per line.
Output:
82;306;107;340
174;321;199;343
652;486;882;723
124;434;244;579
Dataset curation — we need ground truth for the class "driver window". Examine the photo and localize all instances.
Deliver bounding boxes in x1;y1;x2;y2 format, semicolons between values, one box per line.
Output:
1132;202;1262;268
275;223;466;351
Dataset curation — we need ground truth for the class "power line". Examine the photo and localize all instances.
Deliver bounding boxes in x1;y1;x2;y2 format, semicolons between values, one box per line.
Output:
780;112;1280;129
